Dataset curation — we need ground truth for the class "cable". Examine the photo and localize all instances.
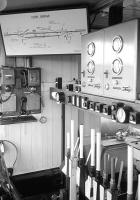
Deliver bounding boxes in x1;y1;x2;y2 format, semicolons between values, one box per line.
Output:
0;140;18;170
0;91;13;103
22;70;27;87
90;13;98;27
0;86;14;103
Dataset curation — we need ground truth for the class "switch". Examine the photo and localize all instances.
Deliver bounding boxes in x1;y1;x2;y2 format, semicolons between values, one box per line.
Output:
81;70;85;77
94;102;104;113
81;97;89;109
129;112;140;124
72;95;76;106
105;83;110;90
56;92;65;103
88;101;95;110
111;110;117;121
76;96;81;107
103;105;111;115
104;70;109;78
67;96;72;103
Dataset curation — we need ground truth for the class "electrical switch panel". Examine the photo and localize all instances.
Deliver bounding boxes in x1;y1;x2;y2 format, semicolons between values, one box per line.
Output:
103;19;140;101
81;30;104;96
28;68;41;87
0;67;15;86
0;66;41;117
81;19;140;102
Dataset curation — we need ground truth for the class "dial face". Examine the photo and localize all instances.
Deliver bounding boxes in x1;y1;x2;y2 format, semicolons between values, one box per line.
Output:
116;108;126;123
112;58;123;75
87;42;95;56
87;61;95;74
112;36;123;53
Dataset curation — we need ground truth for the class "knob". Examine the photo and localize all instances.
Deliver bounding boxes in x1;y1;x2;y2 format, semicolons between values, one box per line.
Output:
105;83;109;90
82;81;86;87
81;70;85;77
113;80;119;85
88;78;93;83
56;92;65;103
129;112;140;124
104;70;109;78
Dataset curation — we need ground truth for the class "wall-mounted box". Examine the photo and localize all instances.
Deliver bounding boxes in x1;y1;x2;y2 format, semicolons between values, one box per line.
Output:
0;67;15;86
28;68;41;87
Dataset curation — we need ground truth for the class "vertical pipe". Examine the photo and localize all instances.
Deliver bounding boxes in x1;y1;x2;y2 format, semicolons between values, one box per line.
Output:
138;174;140;200
127;145;133;200
79;124;84;159
61;103;65;162
71;120;74;157
91;129;96;167
110;157;116;191
96;132;101;171
67;132;70;150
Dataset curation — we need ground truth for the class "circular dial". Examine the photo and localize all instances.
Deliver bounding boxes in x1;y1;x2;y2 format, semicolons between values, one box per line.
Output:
116;108;126;123
112;36;123;53
87;61;95;74
112;58;123;75
87;42;95;56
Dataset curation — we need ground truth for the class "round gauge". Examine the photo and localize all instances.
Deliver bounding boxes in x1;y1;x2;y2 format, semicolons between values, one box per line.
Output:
112;58;123;75
87;61;95;74
87;42;95;56
82;81;86;87
112;36;123;53
116;108;126;123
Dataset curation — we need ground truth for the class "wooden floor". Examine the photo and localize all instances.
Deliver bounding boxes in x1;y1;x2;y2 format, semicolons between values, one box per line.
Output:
10;168;65;200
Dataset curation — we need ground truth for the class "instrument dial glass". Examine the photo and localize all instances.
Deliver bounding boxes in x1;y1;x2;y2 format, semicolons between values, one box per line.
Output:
87;61;95;74
116;108;126;123
112;58;123;75
112;36;123;53
87;42;95;56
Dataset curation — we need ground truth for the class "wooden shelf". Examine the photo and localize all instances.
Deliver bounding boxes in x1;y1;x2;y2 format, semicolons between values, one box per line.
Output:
50;87;140;129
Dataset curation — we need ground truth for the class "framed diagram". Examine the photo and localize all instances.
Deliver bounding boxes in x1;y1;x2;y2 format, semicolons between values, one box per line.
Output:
0;8;88;56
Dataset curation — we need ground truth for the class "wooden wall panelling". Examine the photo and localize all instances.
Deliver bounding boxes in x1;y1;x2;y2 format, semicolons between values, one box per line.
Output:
0;53;80;174
33;56;56;169
71;55;79;145
48;55;60;167
3;124;21;174
19;123;32;174
64;55;80;153
64;56;74;151
31;122;43;171
52;101;62;167
41;84;53;170
50;55;62;167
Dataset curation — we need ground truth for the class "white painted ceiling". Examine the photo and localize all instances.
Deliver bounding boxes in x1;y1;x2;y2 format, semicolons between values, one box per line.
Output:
5;0;97;11
2;0;140;29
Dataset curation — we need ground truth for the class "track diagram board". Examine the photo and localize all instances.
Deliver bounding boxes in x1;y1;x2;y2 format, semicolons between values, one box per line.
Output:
0;8;88;56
